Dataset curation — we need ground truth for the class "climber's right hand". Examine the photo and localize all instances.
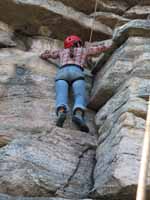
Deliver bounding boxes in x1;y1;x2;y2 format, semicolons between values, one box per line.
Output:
40;50;50;60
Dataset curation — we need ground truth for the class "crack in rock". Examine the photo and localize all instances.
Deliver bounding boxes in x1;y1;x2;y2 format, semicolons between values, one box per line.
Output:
56;147;95;197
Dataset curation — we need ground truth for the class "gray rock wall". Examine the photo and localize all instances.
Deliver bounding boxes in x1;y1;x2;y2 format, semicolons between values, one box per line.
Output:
0;1;150;200
89;21;150;200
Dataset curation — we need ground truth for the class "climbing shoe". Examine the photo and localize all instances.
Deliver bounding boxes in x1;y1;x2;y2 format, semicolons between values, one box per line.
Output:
56;107;67;127
72;109;89;133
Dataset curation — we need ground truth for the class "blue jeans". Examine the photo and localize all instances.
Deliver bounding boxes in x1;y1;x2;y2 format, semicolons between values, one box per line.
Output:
55;65;87;114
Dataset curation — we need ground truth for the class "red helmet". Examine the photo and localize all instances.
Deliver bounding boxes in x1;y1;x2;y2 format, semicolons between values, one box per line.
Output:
64;35;82;48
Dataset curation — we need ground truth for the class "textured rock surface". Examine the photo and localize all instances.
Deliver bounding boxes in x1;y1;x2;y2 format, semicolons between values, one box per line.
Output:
0;16;97;199
90;12;130;29
0;0;112;41
0;47;97;146
0;21;16;47
89;20;150;109
0;126;97;198
92;77;150;199
0;193;93;200
124;5;150;19
55;0;129;15
0;1;150;200
113;20;150;44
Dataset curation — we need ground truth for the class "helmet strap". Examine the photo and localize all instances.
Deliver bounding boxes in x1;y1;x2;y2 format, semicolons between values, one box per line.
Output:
73;41;82;47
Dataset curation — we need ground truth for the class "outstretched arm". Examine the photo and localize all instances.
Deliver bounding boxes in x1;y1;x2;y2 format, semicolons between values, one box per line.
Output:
86;40;113;56
40;50;60;60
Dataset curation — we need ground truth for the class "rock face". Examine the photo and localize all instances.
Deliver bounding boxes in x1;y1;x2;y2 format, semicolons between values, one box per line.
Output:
0;44;96;140
0;1;150;200
0;0;112;41
89;19;150;200
90;20;150;109
0;193;93;200
0;21;16;47
0;126;97;198
93;77;150;199
0;19;97;199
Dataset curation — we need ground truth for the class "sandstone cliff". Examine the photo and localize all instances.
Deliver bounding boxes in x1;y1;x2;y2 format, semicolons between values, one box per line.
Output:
0;1;150;200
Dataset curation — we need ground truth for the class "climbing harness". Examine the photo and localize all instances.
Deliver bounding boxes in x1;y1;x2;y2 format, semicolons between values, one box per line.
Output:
136;96;150;200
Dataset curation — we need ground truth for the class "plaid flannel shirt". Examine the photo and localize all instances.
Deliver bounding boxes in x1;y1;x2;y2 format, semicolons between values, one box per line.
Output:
47;44;111;68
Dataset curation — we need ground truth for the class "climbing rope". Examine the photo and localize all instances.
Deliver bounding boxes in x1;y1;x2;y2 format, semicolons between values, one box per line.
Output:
136;97;150;200
89;0;98;43
87;0;99;70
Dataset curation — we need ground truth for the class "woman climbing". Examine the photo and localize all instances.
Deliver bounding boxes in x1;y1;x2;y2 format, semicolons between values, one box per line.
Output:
40;35;113;132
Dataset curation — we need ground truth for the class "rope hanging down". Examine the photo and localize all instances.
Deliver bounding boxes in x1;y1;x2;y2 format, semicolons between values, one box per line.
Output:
89;0;98;42
136;96;150;200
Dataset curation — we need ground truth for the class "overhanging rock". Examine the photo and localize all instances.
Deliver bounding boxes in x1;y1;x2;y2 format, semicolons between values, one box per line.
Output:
124;0;150;6
54;0;128;15
0;0;112;41
90;11;130;29
113;19;150;44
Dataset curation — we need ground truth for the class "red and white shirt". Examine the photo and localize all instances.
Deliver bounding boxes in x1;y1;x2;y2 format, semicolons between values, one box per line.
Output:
48;45;111;68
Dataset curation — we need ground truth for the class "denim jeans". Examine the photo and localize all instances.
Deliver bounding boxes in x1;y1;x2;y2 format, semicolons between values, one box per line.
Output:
55;65;87;114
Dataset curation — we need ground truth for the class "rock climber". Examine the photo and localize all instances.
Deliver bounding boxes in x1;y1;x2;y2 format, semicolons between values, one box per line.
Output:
40;35;113;132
